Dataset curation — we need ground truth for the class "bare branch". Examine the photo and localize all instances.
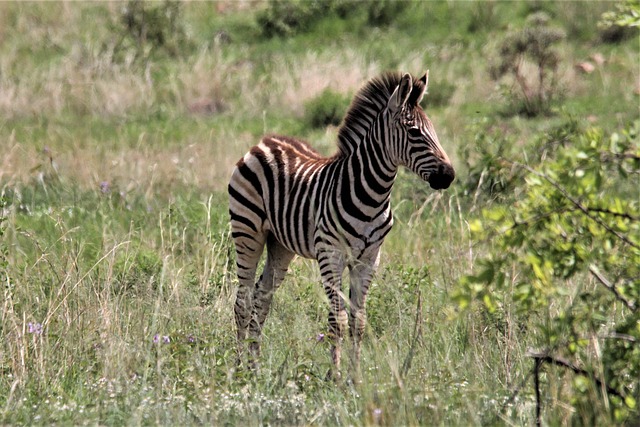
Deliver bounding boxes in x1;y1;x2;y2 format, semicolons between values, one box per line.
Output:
515;162;640;250
527;349;626;400
589;265;637;312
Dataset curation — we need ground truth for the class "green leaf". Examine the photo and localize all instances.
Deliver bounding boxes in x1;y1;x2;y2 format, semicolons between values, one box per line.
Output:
483;294;497;313
469;219;483;234
625;395;636;409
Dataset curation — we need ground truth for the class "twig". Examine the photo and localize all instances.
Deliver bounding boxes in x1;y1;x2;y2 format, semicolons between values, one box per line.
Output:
534;357;542;427
515;163;639;250
589;265;637;312
527;349;626;400
401;288;423;378
602;333;637;343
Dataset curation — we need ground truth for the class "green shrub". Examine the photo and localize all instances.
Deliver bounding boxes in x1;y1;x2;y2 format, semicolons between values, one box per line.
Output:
113;246;162;295
256;0;334;38
457;121;640;424
457;119;523;204
421;79;455;108
366;0;409;27
114;0;193;61
490;12;566;117
256;0;407;38
304;89;349;129
598;0;640;43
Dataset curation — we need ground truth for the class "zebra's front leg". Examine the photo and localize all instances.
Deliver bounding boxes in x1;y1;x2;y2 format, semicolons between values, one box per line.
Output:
348;249;380;377
318;251;347;380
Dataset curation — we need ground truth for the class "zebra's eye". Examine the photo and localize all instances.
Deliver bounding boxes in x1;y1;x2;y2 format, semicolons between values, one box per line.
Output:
408;127;422;138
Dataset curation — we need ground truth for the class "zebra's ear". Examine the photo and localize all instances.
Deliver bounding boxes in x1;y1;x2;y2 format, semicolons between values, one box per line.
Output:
414;71;429;106
388;73;413;114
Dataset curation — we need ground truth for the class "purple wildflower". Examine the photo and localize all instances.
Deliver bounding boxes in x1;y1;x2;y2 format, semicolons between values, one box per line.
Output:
162;336;170;344
373;408;383;422
28;322;43;335
153;334;160;344
316;333;325;342
187;334;196;343
99;181;110;194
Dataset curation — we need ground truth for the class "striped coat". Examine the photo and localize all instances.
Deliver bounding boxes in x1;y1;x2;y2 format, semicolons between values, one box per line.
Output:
228;71;454;376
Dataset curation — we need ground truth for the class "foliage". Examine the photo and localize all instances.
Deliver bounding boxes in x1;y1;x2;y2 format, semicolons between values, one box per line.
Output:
599;0;640;42
459;116;583;204
365;0;409;27
114;0;193;61
303;89;349;129
256;0;338;38
256;0;407;38
490;12;566;117
422;78;455;109
457;121;640;423
457;118;523;204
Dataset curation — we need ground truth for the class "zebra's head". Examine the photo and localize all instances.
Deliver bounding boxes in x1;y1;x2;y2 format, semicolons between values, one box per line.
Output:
386;72;455;190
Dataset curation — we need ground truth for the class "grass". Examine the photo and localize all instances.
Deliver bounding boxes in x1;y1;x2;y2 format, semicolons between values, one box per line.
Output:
1;1;638;425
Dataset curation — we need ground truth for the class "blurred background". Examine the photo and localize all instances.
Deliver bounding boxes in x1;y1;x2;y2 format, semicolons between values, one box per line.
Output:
0;1;638;425
1;1;636;194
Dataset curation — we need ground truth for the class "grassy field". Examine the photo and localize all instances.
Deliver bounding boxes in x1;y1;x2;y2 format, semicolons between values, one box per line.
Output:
1;1;638;425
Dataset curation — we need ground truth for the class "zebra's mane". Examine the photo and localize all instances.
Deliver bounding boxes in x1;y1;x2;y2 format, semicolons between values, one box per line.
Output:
336;71;425;157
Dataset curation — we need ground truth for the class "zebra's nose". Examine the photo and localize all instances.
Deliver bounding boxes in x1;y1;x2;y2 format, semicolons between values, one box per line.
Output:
428;163;455;190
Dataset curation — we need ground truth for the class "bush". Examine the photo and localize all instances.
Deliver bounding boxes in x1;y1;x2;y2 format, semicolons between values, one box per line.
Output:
457;118;524;205
304;89;349;129
421;79;455;108
490;12;566;117
366;0;409;27
114;0;193;61
457;121;640;424
598;0;640;43
256;0;334;38
256;0;407;38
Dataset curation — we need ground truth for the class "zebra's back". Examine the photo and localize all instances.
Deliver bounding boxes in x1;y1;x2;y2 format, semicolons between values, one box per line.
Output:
228;135;332;259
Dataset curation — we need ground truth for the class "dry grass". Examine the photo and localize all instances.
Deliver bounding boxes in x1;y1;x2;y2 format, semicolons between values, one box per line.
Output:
1;133;253;193
269;49;380;116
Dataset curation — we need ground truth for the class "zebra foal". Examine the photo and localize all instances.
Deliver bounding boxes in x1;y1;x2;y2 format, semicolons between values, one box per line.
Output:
228;71;455;376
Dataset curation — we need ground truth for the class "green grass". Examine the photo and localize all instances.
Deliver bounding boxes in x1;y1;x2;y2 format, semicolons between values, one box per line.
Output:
1;1;638;425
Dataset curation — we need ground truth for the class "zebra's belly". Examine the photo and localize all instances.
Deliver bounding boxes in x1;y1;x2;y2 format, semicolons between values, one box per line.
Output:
265;217;317;260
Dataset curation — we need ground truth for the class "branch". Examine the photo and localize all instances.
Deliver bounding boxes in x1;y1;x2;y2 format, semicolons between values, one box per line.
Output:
515;163;640;250
401;288;423;377
602;333;637;343
586;207;639;222
589;265;637;312
526;349;626;400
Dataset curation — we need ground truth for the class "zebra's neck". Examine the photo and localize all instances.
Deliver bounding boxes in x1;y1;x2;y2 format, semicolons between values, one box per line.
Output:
339;127;398;217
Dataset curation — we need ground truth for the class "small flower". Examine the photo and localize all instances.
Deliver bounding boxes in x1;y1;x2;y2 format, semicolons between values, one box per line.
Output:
28;322;43;335
153;334;160;344
187;334;196;343
99;181;110;194
316;333;325;342
162;336;170;344
373;408;383;422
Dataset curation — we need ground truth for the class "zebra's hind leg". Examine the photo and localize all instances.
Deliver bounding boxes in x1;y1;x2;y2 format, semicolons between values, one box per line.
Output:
248;235;295;368
232;229;267;368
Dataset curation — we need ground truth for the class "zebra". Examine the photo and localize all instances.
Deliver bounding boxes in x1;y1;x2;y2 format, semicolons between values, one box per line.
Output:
228;71;455;376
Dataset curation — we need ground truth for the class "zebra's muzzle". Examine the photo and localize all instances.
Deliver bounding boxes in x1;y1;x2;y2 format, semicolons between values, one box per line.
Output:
428;163;455;190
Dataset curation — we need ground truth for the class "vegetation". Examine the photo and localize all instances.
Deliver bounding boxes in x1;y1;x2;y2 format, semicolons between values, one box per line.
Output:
0;1;638;425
